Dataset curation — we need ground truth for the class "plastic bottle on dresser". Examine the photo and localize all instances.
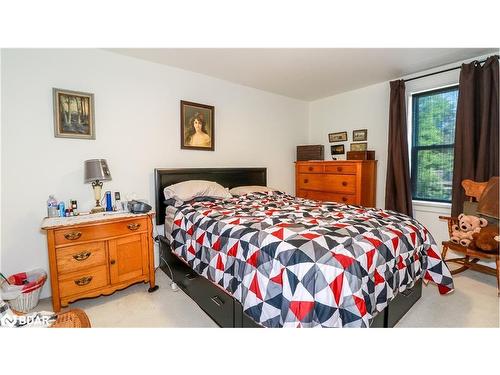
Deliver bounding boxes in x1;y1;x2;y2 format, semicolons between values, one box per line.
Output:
47;195;59;218
58;201;65;217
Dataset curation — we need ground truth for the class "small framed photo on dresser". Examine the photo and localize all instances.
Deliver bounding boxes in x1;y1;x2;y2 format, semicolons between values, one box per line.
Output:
350;142;368;151
331;144;345;155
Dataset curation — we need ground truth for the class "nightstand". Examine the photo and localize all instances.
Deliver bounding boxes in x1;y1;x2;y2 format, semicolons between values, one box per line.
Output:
41;212;157;312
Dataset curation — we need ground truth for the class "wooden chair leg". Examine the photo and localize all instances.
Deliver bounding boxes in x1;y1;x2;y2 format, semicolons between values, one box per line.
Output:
442;244;448;260
496;258;500;297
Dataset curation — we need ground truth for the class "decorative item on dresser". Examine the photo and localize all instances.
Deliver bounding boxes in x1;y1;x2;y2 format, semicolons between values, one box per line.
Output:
41;212;157;312
296;145;324;161
84;159;112;213
295;160;377;206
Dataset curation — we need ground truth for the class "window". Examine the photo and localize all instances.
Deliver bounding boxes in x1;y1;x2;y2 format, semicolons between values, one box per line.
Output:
410;85;458;203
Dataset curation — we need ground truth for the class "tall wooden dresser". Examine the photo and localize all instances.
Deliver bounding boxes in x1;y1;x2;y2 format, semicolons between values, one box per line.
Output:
41;212;156;312
295;160;377;207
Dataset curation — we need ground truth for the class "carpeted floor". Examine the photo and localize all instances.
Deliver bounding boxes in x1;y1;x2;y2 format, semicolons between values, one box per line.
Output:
37;267;499;328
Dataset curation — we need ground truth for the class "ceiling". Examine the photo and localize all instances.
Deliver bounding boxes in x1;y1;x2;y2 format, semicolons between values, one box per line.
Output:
108;48;497;101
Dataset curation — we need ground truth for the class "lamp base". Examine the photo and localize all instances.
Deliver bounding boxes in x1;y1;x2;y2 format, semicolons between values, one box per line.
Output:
91;206;105;214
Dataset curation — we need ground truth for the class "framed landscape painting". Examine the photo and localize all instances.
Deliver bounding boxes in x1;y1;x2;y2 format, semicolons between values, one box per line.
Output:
328;131;347;143
53;88;95;139
180;100;215;151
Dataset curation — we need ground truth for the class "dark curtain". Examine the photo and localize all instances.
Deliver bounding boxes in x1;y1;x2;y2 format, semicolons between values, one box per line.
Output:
385;80;413;216
451;55;499;217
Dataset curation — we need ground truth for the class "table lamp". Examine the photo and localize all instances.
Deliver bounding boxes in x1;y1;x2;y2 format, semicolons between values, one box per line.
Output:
84;159;112;213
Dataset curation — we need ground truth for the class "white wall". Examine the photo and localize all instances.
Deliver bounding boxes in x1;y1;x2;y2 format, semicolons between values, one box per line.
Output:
308;53;496;249
309;81;389;208
0;49;309;298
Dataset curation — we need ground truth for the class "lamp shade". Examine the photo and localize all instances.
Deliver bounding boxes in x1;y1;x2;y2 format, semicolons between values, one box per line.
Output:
84;159;112;183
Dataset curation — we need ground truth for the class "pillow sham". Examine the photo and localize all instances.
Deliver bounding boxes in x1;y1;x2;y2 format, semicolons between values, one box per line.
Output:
163;180;232;202
229;185;277;196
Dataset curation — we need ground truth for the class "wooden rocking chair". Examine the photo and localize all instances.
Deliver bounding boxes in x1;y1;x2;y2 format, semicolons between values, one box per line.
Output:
440;178;500;296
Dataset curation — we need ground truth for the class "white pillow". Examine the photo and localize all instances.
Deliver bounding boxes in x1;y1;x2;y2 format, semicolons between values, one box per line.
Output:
164;180;232;202
229;185;277;196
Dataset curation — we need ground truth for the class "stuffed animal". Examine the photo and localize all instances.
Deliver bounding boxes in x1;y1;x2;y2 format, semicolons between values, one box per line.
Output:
450;224;474;247
457;213;488;233
471;225;500;252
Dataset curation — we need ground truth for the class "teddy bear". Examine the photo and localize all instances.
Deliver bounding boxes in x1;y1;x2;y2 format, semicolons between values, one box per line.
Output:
470;225;500;252
450;224;474;247
457;213;488;233
450;214;488;247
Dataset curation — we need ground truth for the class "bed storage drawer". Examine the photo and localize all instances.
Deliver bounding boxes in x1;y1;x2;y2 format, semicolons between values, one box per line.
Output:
189;276;234;328
387;278;422;327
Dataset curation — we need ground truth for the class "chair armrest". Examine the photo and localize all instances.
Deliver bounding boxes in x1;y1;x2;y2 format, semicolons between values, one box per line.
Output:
439;216;458;237
439;215;458;222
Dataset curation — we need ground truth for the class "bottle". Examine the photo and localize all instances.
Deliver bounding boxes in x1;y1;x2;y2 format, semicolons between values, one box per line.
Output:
58;201;65;217
65;208;70;217
71;200;78;215
47;195;58;218
105;191;113;212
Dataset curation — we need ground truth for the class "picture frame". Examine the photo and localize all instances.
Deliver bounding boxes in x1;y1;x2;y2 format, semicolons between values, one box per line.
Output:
350;142;368;151
180;100;215;151
53;88;95;139
352;129;368;142
328;131;348;143
330;144;345;155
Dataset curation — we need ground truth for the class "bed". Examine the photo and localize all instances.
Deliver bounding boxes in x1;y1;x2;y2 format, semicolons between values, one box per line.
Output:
155;167;454;327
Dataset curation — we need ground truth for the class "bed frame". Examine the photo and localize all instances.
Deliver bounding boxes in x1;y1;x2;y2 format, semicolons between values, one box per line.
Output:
154;167;422;328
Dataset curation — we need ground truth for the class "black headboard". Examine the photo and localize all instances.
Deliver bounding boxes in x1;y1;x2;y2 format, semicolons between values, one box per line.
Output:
154;168;267;225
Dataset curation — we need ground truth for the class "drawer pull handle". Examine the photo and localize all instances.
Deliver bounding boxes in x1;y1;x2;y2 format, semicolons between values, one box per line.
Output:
401;288;414;297
110;259;116;265
303;179;309;183
72;251;91;261
64;231;82;240
74;276;93;286
127;223;141;231
308;167;313;171
342;197;348;202
185;273;197;280
337;167;343;172
342;181;348;186
210;296;224;307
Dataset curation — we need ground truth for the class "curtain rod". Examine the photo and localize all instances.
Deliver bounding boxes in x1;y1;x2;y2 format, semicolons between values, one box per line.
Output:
403;57;493;83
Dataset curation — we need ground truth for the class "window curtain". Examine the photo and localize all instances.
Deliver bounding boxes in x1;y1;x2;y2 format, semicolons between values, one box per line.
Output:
385;80;413;217
451;55;499;217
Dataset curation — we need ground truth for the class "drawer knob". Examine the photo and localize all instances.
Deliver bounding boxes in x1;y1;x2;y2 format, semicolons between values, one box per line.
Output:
210;295;224;307
337;167;343;172
308;166;313;171
72;251;91;261
64;231;82;240
303;179;309;183
342;181;348;186
110;259;116;265
74;276;93;286
127;223;141;231
342;197;348;202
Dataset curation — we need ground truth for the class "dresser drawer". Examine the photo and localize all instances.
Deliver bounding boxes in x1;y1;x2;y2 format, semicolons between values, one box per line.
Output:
297;164;324;174
54;217;148;245
324;163;357;174
56;241;106;275
58;265;109;298
297;189;357;204
298;173;357;193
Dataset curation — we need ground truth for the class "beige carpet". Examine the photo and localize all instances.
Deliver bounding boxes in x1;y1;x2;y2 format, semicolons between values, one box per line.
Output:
37;268;499;328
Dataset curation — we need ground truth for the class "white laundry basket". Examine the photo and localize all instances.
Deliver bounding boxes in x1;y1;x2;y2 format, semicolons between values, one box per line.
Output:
1;269;47;313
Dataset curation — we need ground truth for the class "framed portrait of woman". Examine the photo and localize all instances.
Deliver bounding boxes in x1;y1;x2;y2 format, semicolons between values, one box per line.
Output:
180;100;215;151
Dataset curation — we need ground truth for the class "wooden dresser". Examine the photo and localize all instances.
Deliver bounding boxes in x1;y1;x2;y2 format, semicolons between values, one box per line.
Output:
42;212;156;312
295;160;377;207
